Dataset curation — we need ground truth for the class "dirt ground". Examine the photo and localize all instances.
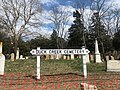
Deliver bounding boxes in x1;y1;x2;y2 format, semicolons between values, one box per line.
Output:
0;73;120;90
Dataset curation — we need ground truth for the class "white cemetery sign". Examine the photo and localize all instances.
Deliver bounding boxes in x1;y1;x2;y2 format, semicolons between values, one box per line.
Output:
30;46;90;80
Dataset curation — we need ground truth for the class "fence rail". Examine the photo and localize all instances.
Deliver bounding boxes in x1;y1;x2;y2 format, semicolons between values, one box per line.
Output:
0;73;119;90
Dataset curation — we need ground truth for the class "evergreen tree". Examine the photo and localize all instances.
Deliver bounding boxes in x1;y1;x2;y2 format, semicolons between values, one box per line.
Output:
68;10;85;48
113;30;120;51
50;29;58;48
50;29;67;48
88;12;106;52
0;30;6;41
88;12;112;59
0;30;12;56
30;35;50;49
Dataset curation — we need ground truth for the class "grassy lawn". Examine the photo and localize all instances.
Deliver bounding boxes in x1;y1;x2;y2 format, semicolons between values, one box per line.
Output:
3;59;120;90
5;59;106;75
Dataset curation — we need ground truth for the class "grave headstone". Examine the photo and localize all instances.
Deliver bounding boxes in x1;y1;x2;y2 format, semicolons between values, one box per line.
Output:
95;39;102;63
67;55;70;60
45;54;49;60
25;56;29;59
107;60;120;72
59;54;62;59
86;54;90;63
71;54;74;60
76;55;79;58
106;55;109;61
20;55;25;60
90;54;94;62
56;54;59;59
40;55;44;59
63;55;66;60
11;53;15;61
56;54;62;60
111;56;114;60
50;55;54;59
16;48;19;59
0;42;5;75
79;55;82;59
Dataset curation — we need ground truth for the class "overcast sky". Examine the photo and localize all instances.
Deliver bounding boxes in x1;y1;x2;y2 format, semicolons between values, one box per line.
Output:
39;0;120;36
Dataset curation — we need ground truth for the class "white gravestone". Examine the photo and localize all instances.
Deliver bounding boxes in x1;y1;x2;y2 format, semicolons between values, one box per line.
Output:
67;55;70;60
63;55;66;60
0;42;5;75
56;54;59;59
71;54;74;60
90;54;94;62
16;48;19;59
111;56;114;60
106;55;109;61
20;55;25;60
86;53;90;63
25;56;29;59
11;53;15;61
107;60;120;72
95;39;102;63
50;55;54;59
45;54;49;60
79;55;82;59
59;54;62;59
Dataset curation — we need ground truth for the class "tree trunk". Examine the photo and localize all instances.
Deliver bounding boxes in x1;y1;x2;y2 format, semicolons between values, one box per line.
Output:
13;35;19;60
101;41;105;61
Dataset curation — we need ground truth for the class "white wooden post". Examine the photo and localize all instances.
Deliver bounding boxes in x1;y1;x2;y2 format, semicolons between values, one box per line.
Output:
0;42;5;75
81;46;87;78
37;47;40;80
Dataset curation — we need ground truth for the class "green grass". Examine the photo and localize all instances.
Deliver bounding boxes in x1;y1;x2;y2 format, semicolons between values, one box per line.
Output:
5;59;106;75
4;59;120;90
5;59;36;74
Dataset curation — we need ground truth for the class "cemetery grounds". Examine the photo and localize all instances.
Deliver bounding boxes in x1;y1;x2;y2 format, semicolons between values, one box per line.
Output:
0;59;120;90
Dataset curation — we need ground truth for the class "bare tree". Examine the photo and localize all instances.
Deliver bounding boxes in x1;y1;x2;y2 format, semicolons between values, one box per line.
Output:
111;8;120;33
89;0;113;59
90;0;112;16
102;10;115;37
48;6;71;48
0;0;43;58
108;8;120;59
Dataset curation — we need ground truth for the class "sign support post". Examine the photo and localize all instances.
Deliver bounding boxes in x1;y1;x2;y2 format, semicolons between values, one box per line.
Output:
81;46;87;78
37;47;40;80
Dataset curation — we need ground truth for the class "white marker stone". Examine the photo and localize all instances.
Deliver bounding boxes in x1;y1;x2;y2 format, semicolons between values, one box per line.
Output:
16;48;19;59
95;39;102;63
